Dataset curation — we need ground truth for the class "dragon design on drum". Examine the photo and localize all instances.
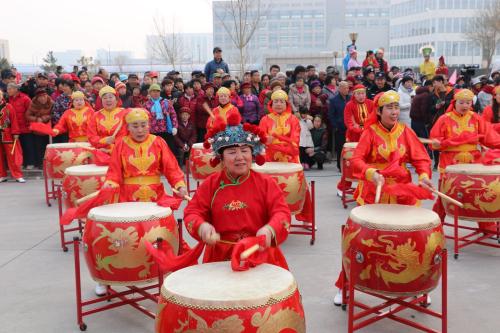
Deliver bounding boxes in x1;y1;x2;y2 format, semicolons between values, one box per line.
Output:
51;150;91;176
251;307;306;333
174;310;244;333
365;231;444;286
441;175;500;214
92;224;178;278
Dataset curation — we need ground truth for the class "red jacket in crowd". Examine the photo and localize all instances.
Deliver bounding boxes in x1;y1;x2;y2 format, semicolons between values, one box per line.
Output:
8;92;31;134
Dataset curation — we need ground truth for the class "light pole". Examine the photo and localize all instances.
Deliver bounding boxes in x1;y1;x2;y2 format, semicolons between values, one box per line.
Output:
333;51;339;69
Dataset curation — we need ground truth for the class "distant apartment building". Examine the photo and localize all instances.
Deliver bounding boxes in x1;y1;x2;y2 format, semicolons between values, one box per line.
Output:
389;0;499;67
0;39;10;61
53;49;83;66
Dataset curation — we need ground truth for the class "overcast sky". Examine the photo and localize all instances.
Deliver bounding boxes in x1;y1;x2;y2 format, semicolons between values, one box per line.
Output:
1;0;213;64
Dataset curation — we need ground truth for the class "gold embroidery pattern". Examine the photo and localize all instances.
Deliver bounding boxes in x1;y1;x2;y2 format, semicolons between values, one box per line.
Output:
447;111;476;136
268;112;291;144
223;200;248;211
174;309;244;333
251;307;306;333
70;108;88;128
98;108;121;132
124;135;156;175
371;123;406;161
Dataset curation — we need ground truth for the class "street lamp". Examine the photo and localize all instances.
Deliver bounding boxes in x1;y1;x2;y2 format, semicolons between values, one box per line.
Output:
333;51;339;68
349;32;358;46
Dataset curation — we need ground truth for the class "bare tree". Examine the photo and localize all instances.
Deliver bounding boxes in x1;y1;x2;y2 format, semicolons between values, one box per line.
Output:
213;0;263;77
464;1;500;69
77;56;101;74
113;54;129;72
149;16;185;70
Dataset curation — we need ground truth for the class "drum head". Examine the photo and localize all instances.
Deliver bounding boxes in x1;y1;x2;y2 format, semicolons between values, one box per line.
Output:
192;143;207;149
64;164;108;176
445;163;500;175
252;162;303;173
343;142;358;149
88;202;172;222
161;262;297;309
46;142;91;149
350;204;440;231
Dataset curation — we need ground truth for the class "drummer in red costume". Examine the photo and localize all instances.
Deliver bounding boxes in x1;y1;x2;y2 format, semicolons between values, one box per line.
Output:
351;90;433;205
52;91;93;142
87;86;128;152
184;111;291;269
259;89;300;163
334;90;434;305
430;88;500;221
102;108;187;202
344;84;375;142
205;87;239;131
0;90;24;183
481;85;500;132
338;84;375;193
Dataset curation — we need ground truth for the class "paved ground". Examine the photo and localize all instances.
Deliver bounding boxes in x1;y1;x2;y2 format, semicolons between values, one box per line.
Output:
0;164;499;333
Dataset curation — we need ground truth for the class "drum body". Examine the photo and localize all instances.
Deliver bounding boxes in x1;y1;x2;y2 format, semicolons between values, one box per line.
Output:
188;143;221;181
63;164;108;208
341;142;358;181
441;163;500;221
252;162;307;214
156;262;305;333
44;142;93;180
83;202;179;286
342;204;445;297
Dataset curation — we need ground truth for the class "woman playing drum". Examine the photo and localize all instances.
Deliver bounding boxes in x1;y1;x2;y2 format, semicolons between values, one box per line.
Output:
52;91;94;142
430;89;500;221
333;90;434;305
184;111;291;269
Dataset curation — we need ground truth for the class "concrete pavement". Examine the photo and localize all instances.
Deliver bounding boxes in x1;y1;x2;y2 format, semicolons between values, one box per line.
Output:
0;164;499;332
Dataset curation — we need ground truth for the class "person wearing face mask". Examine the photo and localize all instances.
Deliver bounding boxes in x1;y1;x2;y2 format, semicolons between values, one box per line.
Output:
430;89;500;224
397;76;416;127
87;86;128;152
206;87;239;131
184;111;290;268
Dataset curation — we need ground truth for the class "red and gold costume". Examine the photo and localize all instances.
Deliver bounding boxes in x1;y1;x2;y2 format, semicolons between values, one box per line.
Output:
259;90;300;163
430;89;500;220
103;109;186;202
344;85;375;142
87;86;128;150
54;106;93;142
0;101;23;179
205;87;240;132
184;170;290;268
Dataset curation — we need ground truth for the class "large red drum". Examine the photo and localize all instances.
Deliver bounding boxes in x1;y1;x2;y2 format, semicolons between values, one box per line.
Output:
252;162;307;215
188;143;221;181
441;163;500;221
62;164;108;209
156;262;306;333
44;142;93;180
342;204;445;296
341;142;358;181
83;202;179;286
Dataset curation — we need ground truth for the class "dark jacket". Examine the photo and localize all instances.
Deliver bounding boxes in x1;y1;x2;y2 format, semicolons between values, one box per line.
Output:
429;87;454;126
310;126;328;153
410;86;432;124
367;84;392;100
20;78;54;98
174;120;197;149
328;93;350;131
204;58;230;81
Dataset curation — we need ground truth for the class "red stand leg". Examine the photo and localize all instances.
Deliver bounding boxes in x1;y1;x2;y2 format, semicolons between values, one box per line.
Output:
73;237;86;331
454;207;459;259
310;180;316;245
43;160;51;207
442;249;448;333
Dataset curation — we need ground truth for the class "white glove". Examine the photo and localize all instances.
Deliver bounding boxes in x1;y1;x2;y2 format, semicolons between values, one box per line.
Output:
256;226;273;249
171;127;178;136
198;222;220;245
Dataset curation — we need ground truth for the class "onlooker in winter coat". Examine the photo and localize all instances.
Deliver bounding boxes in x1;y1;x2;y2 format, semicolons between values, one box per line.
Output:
397;76;416;126
239;82;262;124
174;107;197;166
288;78;311;114
25;88;53;168
410;81;433;139
328;81;350;171
309;115;329;170
204;47;230;81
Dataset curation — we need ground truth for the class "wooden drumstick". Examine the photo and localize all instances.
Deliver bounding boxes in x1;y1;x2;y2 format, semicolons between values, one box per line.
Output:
375;181;382;204
111;121;123;138
418;138;433;144
10;138;17;155
240;244;260;260
431;189;464;208
75;190;99;206
172;188;192;201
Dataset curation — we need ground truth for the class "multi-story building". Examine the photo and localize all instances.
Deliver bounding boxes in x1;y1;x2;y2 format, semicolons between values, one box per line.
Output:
0;39;10;61
53;49;83;66
389;0;499;67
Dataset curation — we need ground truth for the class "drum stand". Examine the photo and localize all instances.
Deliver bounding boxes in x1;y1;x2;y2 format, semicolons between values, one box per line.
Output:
184;164;199;196
341;247;448;333
340;173;356;209
290;181;316;245
72;237;164;331
43;160;61;207
444;204;500;259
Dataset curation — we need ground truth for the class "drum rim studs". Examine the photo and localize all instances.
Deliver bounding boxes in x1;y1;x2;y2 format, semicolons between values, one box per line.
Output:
355;251;364;264
457;192;463;199
434;253;442;265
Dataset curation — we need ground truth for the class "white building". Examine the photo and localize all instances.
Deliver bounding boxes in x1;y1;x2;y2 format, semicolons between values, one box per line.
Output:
0;39;10;61
389;0;499;67
53;49;83;66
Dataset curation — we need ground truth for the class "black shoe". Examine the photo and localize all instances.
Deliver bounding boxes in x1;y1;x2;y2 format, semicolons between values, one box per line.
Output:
318;163;323;170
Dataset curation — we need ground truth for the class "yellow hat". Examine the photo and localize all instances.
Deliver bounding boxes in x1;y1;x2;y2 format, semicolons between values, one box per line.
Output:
71;91;85;100
494;85;500;96
216;87;230;96
378;90;400;107
454;89;474;101
99;85;116;98
271;89;288;101
125;108;149;124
